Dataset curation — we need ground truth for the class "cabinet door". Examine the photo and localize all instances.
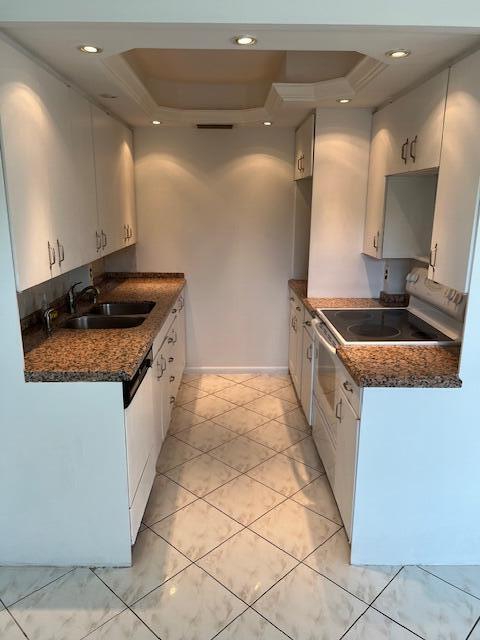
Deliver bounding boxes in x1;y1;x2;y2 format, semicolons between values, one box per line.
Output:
429;51;480;292
300;326;314;424
294;114;315;180
174;295;186;384
91;106;127;255
120;125;136;246
56;92;99;273
334;388;359;541
0;41;59;289
388;69;448;174
152;348;168;458
288;299;302;393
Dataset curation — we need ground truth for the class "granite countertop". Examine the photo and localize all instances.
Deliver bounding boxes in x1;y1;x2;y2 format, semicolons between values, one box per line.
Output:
23;274;186;383
288;279;461;389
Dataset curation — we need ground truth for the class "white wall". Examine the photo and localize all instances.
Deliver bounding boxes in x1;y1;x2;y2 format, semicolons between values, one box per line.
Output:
307;108;384;298
134;127;295;370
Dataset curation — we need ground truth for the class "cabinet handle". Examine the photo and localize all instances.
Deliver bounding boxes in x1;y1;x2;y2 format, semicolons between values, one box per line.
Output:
170;375;175;382
157;355;166;379
123;225;127;242
296;306;301;312
343;380;353;393
172;330;177;344
168;337;173;344
95;231;102;252
127;224;132;239
303;320;312;327
289;296;294;302
292;316;297;332
169;396;175;405
297;156;301;173
168;356;174;363
306;344;312;361
409;135;417;162
101;230;107;248
47;241;56;268
335;398;343;421
172;308;177;314
429;242;438;269
57;239;65;265
401;138;409;164
373;233;378;249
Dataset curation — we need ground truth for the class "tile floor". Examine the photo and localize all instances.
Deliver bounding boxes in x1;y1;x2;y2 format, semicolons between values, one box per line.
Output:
1;372;480;640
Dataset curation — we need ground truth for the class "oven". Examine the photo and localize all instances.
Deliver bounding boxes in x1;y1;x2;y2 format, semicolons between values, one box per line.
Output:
311;318;342;487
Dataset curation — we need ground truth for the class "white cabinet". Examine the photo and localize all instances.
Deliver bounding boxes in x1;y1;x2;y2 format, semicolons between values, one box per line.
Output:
428;50;480;292
294;114;315;180
363;69;448;259
300;320;314;424
288;292;303;394
333;385;359;540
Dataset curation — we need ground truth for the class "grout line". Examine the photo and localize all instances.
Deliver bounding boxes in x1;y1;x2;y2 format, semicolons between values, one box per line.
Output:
2;567;76;608
1;606;29;640
417;566;480;602
369;566;405;609
466;616;480;639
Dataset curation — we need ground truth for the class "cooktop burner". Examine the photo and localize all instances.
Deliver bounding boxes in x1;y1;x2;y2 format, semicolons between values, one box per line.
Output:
320;308;455;344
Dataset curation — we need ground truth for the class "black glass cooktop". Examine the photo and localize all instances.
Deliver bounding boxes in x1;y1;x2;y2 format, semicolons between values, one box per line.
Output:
320;308;454;343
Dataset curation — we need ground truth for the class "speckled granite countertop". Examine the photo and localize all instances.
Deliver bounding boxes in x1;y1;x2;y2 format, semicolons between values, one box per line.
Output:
23;274;185;383
288;279;461;388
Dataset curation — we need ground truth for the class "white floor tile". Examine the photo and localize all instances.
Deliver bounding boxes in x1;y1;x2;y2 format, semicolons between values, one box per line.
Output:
243;375;291;394
215;608;290;639
250;499;340;560
165;454;240;496
247;420;306;452
342;608;419;639
213;406;270;434
275;407;310;432
85;609;157;639
215;384;265;405
152;500;242;560
187;374;236;393
270;385;300;405
10;568;125;640
245;395;297;420
291;475;342;523
174;385;209;406
143;474;197;526
156;436;202;473
167;406;205;434
374;565;480;640
421;564;480;599
254;563;367;640
173;421;237;452
0;609;26;640
182;396;236;419
304;529;400;604
283;436;325;471
209;435;276;472
132;564;246;640
95;529;190;605
198;529;297;604
0;565;72;606
218;373;260;383
247;453;320;497
205;475;285;526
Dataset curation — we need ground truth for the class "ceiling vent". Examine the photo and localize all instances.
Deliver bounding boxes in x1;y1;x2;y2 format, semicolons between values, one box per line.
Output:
196;124;234;129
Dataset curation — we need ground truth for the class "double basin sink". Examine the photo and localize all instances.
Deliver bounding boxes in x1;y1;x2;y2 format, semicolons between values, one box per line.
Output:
62;301;156;330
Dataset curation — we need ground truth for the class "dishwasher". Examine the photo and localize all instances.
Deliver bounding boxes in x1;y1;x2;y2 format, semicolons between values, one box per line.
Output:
123;348;156;542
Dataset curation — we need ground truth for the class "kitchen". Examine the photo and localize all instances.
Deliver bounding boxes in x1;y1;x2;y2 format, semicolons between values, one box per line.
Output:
1;4;480;639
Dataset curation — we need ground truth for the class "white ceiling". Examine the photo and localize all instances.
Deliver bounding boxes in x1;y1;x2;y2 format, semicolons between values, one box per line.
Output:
1;22;479;127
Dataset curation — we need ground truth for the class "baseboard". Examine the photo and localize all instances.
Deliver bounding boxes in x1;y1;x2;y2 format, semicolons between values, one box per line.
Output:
184;366;289;375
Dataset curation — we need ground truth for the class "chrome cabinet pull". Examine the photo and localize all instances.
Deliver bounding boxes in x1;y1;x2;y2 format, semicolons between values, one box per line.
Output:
169;396;175;405
410;135;417;162
401;138;409;164
343;380;353;393
289;297;294;302
172;308;177;314
48;241;56;268
101;230;107;248
306;344;312;361
167;337;173;344
296;306;301;312
335;398;343;421
57;238;65;265
123;224;127;242
168;356;174;363
170;375;175;382
303;320;312;327
172;330;177;344
373;232;378;249
95;231;102;252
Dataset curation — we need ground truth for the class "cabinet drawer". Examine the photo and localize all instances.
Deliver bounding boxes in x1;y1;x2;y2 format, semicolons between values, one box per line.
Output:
129;451;156;543
336;362;361;417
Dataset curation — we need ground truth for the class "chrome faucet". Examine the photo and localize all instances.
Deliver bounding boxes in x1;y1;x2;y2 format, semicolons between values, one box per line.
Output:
43;306;58;337
66;282;100;314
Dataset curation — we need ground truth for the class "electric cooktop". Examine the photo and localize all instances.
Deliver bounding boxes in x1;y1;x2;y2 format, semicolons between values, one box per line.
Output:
320;308;455;344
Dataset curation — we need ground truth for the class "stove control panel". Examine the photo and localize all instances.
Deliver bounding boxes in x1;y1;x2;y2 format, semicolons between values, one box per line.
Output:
406;267;466;321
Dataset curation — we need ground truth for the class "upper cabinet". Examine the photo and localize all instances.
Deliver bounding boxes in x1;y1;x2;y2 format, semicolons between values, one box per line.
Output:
294;114;315;180
428;50;480;292
363;69;449;260
0;38;136;292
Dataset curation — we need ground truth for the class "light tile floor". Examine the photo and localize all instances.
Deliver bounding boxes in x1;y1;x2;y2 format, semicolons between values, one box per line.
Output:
1;373;480;640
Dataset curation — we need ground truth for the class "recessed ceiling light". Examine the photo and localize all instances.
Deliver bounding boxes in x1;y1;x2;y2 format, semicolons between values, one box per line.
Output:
336;98;351;104
263;121;272;126
234;35;257;46
385;49;411;59
79;44;102;54
152;120;161;125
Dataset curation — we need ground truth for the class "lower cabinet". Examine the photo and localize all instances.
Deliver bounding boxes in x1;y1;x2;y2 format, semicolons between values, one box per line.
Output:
288;293;304;396
300;323;314;423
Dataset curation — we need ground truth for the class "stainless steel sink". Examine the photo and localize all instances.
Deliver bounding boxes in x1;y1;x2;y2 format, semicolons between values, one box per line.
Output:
62;315;146;330
89;301;155;316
